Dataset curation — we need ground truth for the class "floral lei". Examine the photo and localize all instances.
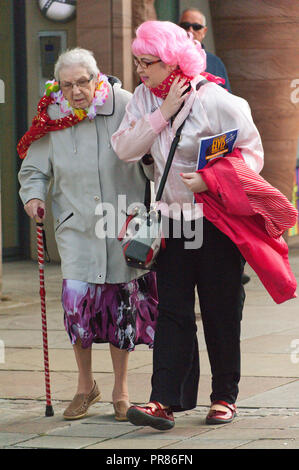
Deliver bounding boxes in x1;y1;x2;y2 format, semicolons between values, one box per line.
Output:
44;73;110;121
17;73;110;159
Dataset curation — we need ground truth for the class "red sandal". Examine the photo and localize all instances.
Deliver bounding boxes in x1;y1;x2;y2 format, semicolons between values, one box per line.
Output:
206;400;237;425
126;401;175;431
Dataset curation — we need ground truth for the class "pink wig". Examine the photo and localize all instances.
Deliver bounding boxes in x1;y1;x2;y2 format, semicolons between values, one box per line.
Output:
132;21;206;77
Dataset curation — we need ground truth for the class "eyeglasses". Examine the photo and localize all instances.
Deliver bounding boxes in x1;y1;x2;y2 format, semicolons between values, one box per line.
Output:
133;57;162;69
179;22;205;31
59;74;94;91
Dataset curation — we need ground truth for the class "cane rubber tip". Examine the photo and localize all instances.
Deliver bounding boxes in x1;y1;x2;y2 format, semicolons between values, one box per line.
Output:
45;405;54;417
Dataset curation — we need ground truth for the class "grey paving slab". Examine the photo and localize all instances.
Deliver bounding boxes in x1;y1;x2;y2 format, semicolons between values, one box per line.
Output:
273;327;299;336
238;379;299;408
163;437;253;449
241;305;299;339
240;352;299;377
227;413;299;429
241;334;299;354
85;438;178;449
113;425;207;441
48;422;137;438
12;435;105;449
0;370;78;400
0;329;68;348
237;439;299;449
0;310;63;331
0;347;154;373
195;425;299;441
0;432;36;448
236;376;294;402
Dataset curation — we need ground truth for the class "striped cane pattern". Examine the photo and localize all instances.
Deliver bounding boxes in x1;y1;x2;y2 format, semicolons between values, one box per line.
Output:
36;224;53;412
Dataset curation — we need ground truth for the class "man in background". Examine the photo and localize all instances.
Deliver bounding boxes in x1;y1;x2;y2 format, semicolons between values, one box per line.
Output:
179;8;231;92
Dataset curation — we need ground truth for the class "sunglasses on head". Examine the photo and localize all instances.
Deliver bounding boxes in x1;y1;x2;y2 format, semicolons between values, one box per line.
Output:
179;22;205;31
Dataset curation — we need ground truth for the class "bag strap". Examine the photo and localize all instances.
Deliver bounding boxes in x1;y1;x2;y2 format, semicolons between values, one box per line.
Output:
144;177;151;210
155;78;208;202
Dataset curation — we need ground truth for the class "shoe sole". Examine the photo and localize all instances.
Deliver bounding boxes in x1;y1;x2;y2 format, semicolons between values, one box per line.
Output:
63;393;102;420
115;415;129;422
113;401;130;421
127;408;174;431
206;414;236;425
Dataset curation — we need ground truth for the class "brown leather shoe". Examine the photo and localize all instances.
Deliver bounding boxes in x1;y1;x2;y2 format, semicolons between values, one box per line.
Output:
113;400;130;421
63;381;101;420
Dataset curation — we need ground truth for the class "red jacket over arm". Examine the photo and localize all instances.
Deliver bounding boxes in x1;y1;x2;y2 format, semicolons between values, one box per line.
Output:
195;149;298;304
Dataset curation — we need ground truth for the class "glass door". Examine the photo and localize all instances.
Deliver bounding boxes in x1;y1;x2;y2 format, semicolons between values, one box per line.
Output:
0;0;29;260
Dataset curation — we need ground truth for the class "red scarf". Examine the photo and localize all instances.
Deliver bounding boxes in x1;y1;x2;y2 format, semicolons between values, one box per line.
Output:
149;69;193;99
17;95;86;160
18;71;226;160
148;69;225;100
201;71;225;86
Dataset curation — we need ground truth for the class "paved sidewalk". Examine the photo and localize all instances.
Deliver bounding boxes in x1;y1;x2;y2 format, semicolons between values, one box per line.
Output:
0;243;299;450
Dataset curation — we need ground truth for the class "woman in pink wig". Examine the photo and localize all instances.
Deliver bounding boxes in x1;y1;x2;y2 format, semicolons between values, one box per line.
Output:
112;20;264;430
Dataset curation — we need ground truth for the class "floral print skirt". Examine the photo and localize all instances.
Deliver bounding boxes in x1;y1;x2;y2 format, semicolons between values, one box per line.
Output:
62;272;158;351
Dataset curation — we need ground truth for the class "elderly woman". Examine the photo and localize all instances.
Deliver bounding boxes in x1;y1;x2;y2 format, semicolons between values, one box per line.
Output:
18;47;158;421
111;21;265;430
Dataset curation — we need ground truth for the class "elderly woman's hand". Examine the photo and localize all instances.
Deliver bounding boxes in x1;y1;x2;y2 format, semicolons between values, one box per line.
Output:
24;198;46;221
180;172;208;193
160;76;190;121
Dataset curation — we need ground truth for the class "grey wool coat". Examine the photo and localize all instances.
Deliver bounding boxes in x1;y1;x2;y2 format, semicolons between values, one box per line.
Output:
18;77;151;284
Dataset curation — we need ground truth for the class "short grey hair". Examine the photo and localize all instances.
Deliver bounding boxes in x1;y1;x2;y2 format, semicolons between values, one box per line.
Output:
180;8;207;27
54;47;100;81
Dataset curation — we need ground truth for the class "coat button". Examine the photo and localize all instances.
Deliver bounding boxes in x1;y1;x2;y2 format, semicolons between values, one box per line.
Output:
94;196;100;201
97;274;102;279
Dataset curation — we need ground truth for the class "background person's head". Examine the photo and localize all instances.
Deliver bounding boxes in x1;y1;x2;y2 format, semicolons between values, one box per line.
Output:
131;20;206;87
54;48;100;109
179;8;208;43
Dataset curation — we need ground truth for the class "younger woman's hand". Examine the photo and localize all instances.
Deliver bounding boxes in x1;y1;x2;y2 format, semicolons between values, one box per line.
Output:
180;172;208;193
160;76;189;121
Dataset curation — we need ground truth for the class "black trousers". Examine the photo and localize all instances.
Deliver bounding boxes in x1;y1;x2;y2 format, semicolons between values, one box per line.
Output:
150;217;245;412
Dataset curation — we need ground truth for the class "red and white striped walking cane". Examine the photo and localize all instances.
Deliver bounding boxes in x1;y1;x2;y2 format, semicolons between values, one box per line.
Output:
36;206;54;417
